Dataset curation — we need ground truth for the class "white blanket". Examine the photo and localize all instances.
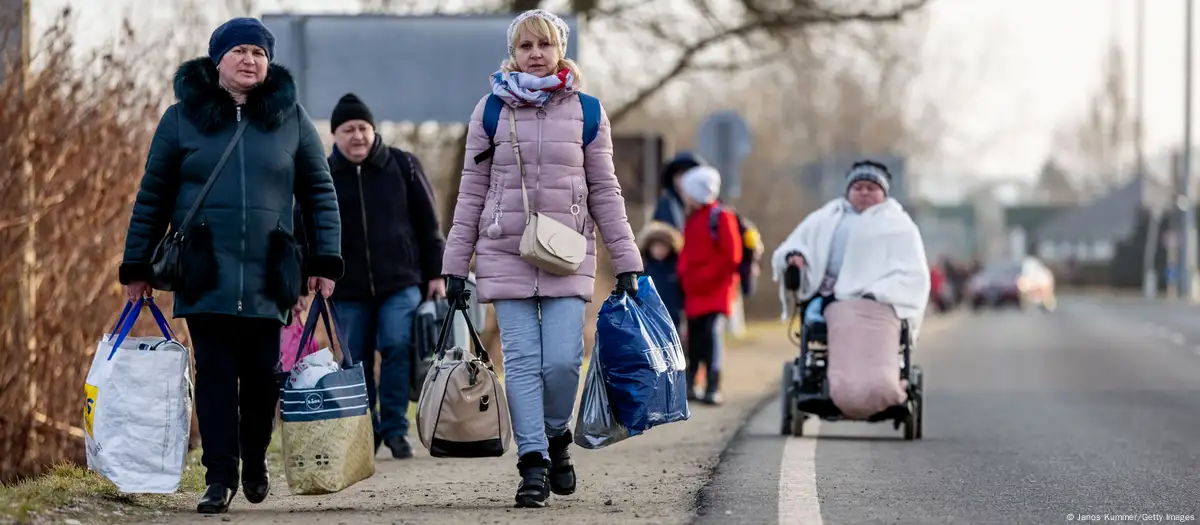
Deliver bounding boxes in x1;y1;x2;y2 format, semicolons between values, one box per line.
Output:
771;197;931;339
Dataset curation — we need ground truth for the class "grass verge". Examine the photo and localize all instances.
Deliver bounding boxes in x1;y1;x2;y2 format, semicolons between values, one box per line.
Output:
0;449;204;525
0;424;288;524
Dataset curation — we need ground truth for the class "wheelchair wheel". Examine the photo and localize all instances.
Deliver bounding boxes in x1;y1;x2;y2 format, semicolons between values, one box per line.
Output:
780;361;796;436
912;366;925;439
790;404;806;437
903;409;916;440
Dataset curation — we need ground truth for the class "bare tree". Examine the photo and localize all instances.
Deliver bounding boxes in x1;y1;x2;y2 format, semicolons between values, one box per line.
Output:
746;10;947;193
1034;157;1081;205
1053;39;1137;196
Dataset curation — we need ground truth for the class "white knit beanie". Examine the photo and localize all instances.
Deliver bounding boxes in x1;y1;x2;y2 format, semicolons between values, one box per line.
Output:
507;10;570;58
681;165;721;205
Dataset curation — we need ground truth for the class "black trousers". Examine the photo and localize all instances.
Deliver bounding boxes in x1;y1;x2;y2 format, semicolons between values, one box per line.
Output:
187;314;282;487
686;313;726;394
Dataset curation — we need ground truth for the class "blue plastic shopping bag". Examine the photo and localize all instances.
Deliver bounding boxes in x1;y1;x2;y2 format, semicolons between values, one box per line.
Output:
595;275;690;434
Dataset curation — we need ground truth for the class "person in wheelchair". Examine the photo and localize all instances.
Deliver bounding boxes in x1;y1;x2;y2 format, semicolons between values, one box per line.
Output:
771;160;931;420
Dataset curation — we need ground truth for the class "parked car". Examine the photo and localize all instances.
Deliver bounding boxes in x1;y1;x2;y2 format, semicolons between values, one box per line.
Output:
966;257;1056;311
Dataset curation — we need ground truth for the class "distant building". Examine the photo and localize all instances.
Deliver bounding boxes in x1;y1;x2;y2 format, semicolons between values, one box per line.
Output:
1034;164;1172;267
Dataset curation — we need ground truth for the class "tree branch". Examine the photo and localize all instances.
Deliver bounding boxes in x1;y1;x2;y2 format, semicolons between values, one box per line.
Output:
509;0;542;13
606;0;929;124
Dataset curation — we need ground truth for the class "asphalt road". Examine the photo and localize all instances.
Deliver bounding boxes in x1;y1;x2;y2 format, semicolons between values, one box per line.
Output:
696;295;1200;525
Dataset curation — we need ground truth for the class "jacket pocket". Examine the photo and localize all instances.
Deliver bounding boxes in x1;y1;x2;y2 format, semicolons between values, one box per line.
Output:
266;226;303;311
178;221;219;305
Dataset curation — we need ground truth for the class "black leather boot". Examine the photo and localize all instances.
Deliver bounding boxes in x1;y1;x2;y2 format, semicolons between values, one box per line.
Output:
547;430;576;495
241;459;270;504
196;483;236;514
515;452;550;508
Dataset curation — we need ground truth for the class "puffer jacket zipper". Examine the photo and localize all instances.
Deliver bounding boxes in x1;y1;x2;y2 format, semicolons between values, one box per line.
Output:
236;105;246;313
535;107;547;295
356;164;376;296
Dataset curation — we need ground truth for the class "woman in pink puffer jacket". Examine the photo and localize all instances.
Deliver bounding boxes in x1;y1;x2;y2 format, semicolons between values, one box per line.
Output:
441;9;643;509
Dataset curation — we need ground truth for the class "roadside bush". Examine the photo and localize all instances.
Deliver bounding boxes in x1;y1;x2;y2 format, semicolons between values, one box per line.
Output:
0;11;171;484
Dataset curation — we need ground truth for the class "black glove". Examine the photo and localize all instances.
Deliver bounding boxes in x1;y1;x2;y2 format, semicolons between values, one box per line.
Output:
783;265;802;292
445;275;469;309
614;272;639;297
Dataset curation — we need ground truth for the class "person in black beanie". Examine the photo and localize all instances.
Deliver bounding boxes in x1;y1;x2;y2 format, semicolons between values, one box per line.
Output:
298;92;445;460
119;16;342;514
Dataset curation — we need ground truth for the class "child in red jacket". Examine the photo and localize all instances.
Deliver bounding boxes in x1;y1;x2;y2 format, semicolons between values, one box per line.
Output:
677;165;742;405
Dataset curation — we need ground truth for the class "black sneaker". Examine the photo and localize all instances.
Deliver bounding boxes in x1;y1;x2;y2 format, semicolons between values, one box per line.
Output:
386;435;414;459
702;391;724;406
547;431;576;496
515;452;550;508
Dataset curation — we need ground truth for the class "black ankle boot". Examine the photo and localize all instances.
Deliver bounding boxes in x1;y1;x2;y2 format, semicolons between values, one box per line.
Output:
547;430;576;495
242;461;270;504
196;483;236;514
515;452;550;508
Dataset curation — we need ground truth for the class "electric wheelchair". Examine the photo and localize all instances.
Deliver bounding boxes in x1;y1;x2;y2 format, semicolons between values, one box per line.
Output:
778;266;925;440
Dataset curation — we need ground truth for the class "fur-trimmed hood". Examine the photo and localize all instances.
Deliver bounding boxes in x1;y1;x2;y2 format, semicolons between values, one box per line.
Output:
173;57;298;133
638;220;683;253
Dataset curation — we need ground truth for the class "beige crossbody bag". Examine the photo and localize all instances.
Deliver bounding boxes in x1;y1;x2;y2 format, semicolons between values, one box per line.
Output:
507;108;587;276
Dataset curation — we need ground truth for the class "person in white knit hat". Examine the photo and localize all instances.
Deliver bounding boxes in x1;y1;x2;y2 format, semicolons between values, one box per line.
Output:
676;165;743;406
440;8;642;509
771;159;930;421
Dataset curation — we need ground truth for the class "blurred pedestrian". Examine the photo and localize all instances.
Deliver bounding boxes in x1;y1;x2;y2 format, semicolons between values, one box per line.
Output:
638;220;685;331
676;165;743;405
652;151;705;231
441;9;643;508
118;17;343;514
311;92;446;459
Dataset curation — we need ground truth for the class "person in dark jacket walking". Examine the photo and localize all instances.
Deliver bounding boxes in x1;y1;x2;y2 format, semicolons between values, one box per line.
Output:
651;151;705;231
676;165;742;406
118;18;342;515
318;93;445;460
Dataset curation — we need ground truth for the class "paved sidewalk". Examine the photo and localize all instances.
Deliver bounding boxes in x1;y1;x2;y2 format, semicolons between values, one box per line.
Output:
149;326;799;525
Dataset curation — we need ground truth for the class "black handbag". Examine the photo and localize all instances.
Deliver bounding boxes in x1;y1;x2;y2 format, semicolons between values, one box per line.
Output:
149;120;248;291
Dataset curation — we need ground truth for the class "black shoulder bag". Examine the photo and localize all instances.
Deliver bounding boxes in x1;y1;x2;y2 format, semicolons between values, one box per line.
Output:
149;120;249;291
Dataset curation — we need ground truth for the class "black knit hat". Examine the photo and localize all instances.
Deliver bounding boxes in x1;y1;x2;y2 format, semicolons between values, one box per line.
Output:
331;93;375;133
208;17;275;64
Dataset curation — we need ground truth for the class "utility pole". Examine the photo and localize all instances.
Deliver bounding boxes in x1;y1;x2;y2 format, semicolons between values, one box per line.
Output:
1181;0;1198;301
1138;0;1159;298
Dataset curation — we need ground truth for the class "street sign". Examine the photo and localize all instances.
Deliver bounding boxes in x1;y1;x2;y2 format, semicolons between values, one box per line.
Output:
694;111;752;200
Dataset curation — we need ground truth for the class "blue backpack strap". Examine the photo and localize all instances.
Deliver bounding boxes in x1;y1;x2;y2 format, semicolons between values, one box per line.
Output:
473;94;505;165
578;92;601;148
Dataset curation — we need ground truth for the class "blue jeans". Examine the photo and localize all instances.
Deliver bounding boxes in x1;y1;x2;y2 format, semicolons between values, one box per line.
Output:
332;286;422;440
492;297;586;459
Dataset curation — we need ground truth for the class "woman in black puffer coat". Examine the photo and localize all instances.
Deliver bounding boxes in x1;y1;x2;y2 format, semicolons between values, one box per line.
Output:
118;17;342;514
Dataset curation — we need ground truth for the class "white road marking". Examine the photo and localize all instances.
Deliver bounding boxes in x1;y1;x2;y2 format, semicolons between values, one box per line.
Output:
779;418;823;525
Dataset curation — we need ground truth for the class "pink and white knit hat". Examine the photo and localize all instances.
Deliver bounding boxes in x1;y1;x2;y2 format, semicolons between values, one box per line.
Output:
507;9;570;58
